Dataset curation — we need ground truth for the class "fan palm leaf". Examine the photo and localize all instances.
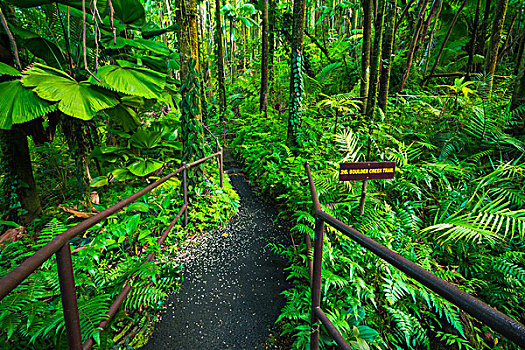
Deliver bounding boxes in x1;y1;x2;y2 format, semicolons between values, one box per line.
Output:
22;63;118;120
0;80;58;130
93;61;167;99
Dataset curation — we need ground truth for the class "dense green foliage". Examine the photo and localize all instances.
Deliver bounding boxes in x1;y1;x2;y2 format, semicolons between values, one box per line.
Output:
0;159;239;348
225;58;525;348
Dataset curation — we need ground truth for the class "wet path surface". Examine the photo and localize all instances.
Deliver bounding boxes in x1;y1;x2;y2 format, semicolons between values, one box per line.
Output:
143;157;291;349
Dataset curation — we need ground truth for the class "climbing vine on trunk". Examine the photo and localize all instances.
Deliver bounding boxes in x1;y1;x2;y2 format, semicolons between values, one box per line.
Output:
287;51;304;148
286;0;306;148
180;59;206;185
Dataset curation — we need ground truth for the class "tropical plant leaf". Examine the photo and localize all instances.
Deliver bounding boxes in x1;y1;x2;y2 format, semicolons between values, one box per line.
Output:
0;62;21;77
423;197;525;244
22;64;118;120
112;0;146;25
93;62;166;99
103;96;144;132
127;159;163;176
111;168;135;181
7;0;107;13
104;104;141;132
90;176;109;188
8;24;65;66
0;80;57;130
101;37;171;56
130;130;162;149
141;22;178;39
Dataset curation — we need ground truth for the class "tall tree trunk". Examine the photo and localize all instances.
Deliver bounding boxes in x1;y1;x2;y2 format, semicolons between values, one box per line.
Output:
423;0;467;86
175;0;206;183
0;126;42;224
419;0;439;49
466;0;482;78
230;19;236;83
215;0;227;121
496;12;517;65
359;0;373;103
268;0;275;80
423;0;442;76
514;30;525;77
511;29;525;113
260;0;269;114
398;0;429;92
197;10;209;124
378;0;397;111
365;0;386;116
286;0;307;148
484;0;509;96
394;0;415;41
62;117;92;191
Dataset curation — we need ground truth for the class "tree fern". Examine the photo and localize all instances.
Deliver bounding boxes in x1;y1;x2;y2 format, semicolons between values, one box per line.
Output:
423;196;525;244
382;276;411;305
334;128;362;162
386;307;429;347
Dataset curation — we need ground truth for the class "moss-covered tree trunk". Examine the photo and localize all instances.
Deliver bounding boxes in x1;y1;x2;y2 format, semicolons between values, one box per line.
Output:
175;0;206;184
215;0;227;121
485;0;509;96
286;0;306;148
359;0;373;104
378;0;397;111
260;0;269;115
0;126;42;224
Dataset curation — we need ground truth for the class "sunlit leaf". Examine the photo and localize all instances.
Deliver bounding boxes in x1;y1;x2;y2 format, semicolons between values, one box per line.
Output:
22;64;118;120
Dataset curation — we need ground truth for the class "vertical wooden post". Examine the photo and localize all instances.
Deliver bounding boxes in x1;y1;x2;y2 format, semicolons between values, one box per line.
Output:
310;217;324;350
359;180;367;215
182;162;188;226
223;121;226;146
219;147;224;188
305;232;313;282
56;243;83;350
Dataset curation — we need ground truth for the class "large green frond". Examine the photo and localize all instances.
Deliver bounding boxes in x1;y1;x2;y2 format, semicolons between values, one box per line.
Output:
0;63;21;77
423;197;525;244
0;80;57;130
22;64;118;120
94;63;166;99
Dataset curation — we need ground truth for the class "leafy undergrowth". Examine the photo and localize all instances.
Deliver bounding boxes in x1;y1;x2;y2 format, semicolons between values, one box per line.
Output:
229;94;525;349
0;162;239;349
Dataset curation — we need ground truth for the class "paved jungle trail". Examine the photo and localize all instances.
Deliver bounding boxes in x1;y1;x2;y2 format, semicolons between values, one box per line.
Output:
143;153;291;349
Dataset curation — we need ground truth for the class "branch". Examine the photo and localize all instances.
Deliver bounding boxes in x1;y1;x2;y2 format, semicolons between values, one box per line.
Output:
0;7;21;70
107;0;117;44
422;0;468;86
305;29;332;62
82;0;100;82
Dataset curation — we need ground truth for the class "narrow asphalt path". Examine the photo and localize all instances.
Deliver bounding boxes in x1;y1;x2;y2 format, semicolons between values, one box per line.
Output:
143;152;291;349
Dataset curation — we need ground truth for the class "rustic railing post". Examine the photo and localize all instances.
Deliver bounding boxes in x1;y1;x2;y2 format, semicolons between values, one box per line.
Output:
310;216;325;350
182;162;188;226
219;147;224;188
223;121;226;146
302;200;314;283
56;243;83;350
